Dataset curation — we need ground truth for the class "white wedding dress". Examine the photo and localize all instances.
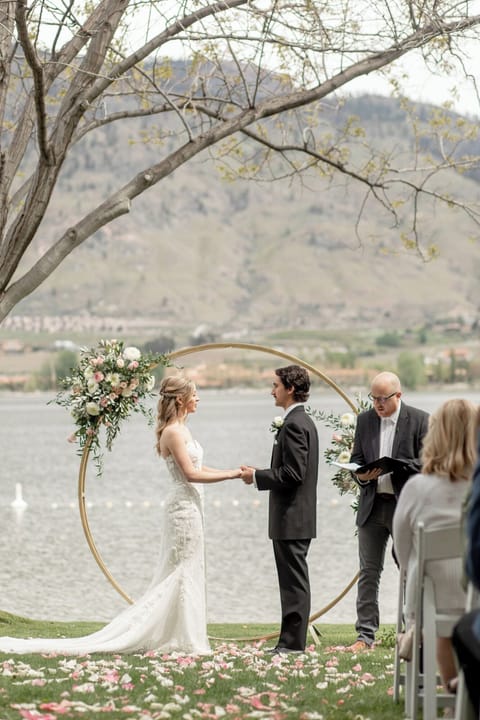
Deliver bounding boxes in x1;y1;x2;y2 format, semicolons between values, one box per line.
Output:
0;440;211;656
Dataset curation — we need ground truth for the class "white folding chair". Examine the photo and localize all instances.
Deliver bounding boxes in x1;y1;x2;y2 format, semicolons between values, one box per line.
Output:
393;564;421;717
409;521;465;720
393;566;407;704
454;582;480;720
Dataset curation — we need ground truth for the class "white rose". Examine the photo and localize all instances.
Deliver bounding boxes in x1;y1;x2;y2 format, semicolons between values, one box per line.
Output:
106;373;121;386
84;366;94;380
337;450;352;463
123;346;141;361
86;401;101;416
270;416;284;432
340;413;355;427
87;379;98;394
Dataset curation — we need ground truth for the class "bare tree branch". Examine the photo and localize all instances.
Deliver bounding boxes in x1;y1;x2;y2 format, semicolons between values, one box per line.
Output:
15;0;51;162
1;0;480;321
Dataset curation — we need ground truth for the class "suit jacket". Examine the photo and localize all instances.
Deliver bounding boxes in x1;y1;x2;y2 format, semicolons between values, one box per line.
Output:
350;402;429;527
255;405;319;540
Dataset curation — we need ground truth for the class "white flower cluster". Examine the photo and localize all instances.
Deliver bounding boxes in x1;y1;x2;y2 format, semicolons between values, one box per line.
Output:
53;339;170;474
307;397;371;511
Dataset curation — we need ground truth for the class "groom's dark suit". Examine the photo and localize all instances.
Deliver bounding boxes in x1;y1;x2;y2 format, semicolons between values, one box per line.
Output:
255;405;319;651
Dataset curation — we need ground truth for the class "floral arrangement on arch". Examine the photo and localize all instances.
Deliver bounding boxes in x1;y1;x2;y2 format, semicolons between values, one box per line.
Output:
308;394;372;508
53;339;171;474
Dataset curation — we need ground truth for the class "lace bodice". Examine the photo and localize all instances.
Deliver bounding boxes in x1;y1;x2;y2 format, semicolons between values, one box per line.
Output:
164;440;204;499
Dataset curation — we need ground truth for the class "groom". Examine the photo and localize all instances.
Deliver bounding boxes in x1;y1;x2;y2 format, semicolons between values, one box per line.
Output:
241;365;319;653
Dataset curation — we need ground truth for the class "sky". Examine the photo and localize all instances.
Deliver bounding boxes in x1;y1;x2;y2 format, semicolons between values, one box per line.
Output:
349;46;480;119
40;1;480;120
341;0;480;118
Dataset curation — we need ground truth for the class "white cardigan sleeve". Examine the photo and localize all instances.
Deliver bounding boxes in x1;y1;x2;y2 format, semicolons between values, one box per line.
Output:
393;474;423;570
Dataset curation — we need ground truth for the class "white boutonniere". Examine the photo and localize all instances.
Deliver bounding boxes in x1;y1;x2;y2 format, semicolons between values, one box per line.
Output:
270;416;284;433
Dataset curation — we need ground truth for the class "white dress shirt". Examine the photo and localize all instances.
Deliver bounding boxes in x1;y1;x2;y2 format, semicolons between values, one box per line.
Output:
377;402;401;495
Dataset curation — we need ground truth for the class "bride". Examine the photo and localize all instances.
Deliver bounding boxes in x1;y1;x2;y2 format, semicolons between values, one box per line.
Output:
0;374;241;655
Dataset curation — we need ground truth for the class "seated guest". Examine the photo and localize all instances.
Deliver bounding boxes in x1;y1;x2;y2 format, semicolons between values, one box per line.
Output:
452;420;480;716
393;398;479;693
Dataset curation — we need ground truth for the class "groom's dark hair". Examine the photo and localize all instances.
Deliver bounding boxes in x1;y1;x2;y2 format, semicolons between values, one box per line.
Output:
276;365;310;402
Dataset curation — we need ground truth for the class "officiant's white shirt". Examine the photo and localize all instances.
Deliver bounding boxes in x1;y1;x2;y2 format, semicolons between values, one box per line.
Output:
377;401;401;495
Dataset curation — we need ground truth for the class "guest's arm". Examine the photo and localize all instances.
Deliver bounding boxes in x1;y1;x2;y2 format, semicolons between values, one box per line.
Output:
392;478;419;569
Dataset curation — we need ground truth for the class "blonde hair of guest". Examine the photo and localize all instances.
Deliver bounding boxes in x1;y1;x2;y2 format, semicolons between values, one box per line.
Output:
421;398;479;481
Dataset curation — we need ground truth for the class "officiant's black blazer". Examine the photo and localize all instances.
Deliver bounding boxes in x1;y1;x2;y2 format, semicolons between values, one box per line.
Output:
255;405;319;539
350;402;429;527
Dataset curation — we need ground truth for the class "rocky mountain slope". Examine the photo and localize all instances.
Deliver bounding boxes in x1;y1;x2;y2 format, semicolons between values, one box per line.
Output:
13;94;480;334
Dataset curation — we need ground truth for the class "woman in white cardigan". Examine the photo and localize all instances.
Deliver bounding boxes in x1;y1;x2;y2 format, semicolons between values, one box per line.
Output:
393;398;479;692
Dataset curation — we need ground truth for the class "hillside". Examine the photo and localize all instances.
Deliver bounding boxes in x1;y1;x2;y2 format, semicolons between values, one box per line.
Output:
10;94;480;336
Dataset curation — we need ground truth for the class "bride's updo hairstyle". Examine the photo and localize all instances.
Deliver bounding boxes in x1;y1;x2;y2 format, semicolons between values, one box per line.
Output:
155;374;196;454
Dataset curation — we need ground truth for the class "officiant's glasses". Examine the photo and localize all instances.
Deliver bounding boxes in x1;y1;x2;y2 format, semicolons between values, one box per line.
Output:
368;391;397;403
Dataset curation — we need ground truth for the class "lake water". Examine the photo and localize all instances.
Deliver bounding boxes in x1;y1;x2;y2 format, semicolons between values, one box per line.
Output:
0;388;477;628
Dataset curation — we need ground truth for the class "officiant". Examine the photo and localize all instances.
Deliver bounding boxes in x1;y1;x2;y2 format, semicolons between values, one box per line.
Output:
345;371;429;652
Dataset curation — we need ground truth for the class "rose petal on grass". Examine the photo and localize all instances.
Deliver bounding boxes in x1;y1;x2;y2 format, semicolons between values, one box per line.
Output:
39;700;72;714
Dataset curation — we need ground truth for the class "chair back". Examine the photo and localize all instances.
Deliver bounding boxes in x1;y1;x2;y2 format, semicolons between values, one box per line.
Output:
411;520;465;720
417;521;464;565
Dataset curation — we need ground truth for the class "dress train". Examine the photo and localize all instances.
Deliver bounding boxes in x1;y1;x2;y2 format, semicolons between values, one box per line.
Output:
0;441;210;656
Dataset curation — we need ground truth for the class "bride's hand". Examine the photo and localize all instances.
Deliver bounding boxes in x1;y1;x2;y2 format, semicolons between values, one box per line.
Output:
231;468;242;478
240;466;254;485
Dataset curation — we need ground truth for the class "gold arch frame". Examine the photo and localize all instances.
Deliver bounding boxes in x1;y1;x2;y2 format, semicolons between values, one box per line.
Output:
78;342;359;637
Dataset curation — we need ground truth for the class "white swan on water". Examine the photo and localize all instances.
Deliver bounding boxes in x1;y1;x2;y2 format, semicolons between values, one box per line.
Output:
11;483;27;510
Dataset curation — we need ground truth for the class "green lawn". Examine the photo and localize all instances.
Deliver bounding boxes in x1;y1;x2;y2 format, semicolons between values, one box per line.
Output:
0;612;407;719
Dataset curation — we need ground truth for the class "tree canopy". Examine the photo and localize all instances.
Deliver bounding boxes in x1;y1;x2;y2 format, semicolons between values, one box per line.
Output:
1;0;480;322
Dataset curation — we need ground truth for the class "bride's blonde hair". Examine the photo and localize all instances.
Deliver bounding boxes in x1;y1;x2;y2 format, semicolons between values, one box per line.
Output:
155;374;196;454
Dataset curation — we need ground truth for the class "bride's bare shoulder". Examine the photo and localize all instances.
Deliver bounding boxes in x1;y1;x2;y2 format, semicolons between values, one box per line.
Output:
162;421;180;436
160;422;189;456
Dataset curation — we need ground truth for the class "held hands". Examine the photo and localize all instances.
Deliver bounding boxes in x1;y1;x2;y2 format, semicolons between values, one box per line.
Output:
240;465;255;485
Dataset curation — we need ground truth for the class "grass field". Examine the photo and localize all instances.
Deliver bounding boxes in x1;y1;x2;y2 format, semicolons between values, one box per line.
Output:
0;612;407;719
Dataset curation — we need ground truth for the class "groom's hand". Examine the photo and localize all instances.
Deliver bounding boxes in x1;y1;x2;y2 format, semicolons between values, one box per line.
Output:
240;466;254;485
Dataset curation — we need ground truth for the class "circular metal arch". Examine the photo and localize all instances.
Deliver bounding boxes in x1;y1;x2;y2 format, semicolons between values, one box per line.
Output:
78;342;359;632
